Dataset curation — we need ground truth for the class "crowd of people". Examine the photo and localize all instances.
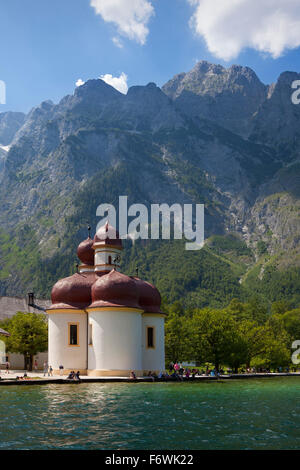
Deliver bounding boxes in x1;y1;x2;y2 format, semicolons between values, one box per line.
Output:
1;361;298;383
66;371;81;381
128;363;299;381
167;362;206;380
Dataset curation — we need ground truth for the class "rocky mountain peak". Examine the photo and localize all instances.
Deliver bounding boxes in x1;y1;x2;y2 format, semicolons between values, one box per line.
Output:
74;78;122;99
127;82;166;101
162;60;267;136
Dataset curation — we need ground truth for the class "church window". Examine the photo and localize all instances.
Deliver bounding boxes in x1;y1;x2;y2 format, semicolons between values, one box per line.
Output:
69;323;79;346
89;323;93;345
147;327;155;349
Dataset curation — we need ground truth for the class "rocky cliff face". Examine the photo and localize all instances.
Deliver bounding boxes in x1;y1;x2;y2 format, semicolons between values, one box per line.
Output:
0;111;26;146
250;71;300;158
163;62;300;259
162;61;268;137
0;62;299;303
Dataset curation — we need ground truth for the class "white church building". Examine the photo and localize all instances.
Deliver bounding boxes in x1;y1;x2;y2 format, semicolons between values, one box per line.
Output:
46;223;166;377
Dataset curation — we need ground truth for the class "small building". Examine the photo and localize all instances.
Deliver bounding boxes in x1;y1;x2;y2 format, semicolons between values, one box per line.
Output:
0;296;50;370
46;223;166;377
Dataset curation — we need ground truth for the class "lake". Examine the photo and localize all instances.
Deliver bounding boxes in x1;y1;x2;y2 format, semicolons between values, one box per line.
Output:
0;377;300;450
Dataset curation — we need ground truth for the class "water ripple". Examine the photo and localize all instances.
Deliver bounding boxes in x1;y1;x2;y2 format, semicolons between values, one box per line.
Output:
0;378;300;449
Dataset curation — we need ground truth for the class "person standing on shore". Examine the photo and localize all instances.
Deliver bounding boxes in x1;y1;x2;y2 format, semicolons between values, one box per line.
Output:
43;361;48;377
59;364;64;376
5;361;10;374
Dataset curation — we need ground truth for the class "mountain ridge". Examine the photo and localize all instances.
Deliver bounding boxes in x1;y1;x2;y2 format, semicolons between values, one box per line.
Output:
0;61;300;307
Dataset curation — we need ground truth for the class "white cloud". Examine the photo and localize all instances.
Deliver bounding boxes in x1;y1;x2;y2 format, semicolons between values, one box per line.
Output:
100;72;128;94
188;0;300;61
112;36;124;48
76;79;85;87
90;0;154;45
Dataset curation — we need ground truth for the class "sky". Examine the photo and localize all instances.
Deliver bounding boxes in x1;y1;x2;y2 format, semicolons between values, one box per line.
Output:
1;0;300;113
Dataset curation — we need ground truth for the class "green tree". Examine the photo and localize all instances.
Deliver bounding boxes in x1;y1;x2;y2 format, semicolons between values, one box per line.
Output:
281;309;300;342
267;315;291;346
226;298;246;321
271;300;292;316
237;321;270;368
248;315;292;370
165;313;192;364
0;312;48;371
244;297;268;325
190;309;238;371
226;332;248;373
264;339;291;369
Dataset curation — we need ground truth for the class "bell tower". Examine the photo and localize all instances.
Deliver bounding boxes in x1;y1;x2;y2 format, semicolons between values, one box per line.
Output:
93;222;123;274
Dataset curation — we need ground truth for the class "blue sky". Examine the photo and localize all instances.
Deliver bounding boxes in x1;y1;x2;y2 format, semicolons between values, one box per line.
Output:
1;0;300;113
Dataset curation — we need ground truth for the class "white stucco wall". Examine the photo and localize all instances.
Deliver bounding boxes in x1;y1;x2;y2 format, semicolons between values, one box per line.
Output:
48;312;87;371
88;309;142;372
142;315;165;372
94;248;121;272
0;352;48;371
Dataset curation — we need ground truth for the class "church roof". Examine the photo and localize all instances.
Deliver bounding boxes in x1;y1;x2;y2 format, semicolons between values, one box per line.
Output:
93;222;123;249
49;272;96;310
48;227;163;313
133;277;162;314
77;237;94;266
89;269;141;310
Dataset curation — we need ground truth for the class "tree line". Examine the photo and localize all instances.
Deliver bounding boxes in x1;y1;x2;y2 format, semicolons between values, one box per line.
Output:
164;298;300;372
0;297;299;373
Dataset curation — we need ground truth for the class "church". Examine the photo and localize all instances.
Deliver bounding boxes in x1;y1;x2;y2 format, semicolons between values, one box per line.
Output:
46;223;166;377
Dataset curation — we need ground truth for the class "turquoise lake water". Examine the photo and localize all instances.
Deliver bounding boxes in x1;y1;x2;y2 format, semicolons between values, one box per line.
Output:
0;378;300;450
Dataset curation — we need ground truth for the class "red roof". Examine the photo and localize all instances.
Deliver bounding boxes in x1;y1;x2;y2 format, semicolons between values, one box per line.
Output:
93;222;123;249
49;272;96;310
48;226;163;313
133;277;163;314
89;269;141;310
77;237;94;266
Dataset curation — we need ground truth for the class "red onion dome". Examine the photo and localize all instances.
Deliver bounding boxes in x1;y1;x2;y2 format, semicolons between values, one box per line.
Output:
134;278;163;314
49;272;96;310
77;237;94;266
89;269;140;309
93;222;123;248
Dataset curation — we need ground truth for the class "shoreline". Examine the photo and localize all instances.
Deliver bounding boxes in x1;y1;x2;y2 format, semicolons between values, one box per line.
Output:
0;372;300;386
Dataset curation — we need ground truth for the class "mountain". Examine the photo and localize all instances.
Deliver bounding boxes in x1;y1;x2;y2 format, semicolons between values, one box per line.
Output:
0;111;26;146
0;62;300;308
162;61;268;137
250;71;300;155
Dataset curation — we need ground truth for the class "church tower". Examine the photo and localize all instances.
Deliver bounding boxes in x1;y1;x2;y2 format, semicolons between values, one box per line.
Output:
93;222;123;274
